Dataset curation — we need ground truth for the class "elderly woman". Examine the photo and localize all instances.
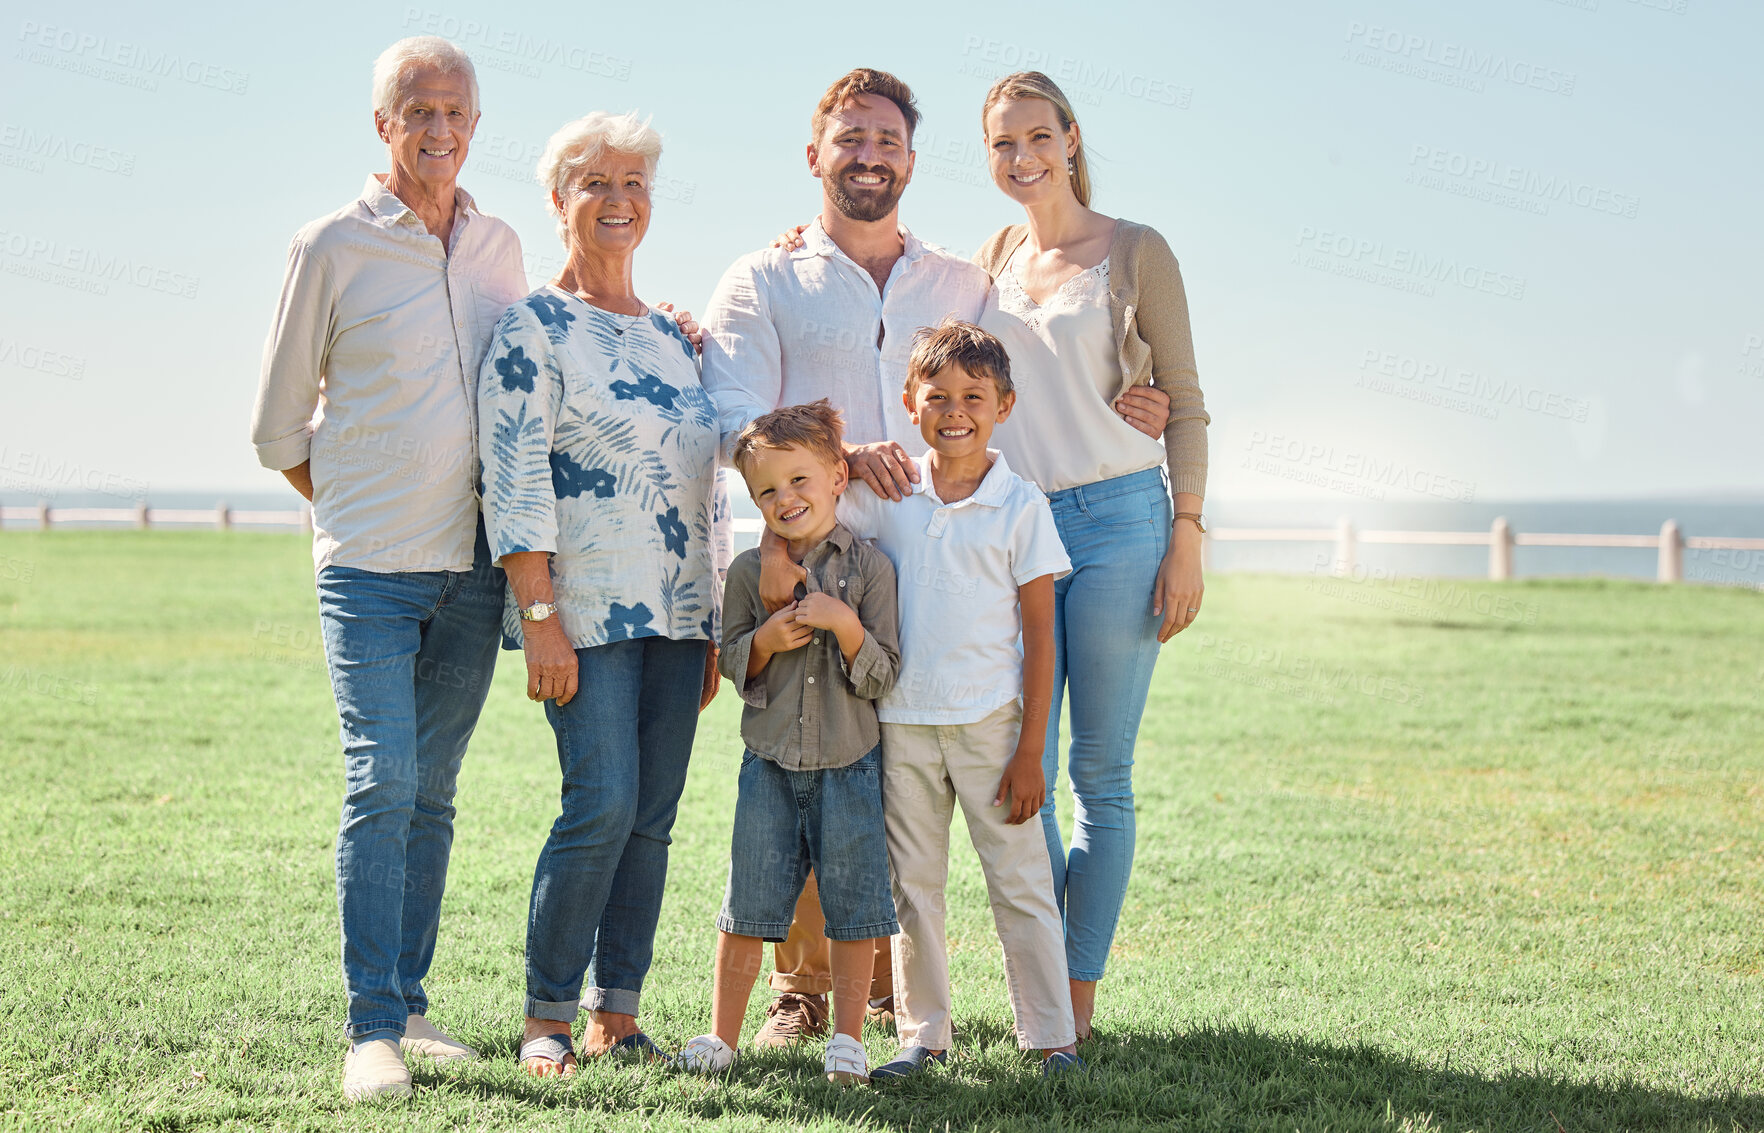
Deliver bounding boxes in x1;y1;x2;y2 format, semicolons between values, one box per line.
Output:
477;111;723;1076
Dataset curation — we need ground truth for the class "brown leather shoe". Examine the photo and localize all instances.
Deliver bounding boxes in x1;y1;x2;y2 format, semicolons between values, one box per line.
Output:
865;995;896;1032
753;991;829;1048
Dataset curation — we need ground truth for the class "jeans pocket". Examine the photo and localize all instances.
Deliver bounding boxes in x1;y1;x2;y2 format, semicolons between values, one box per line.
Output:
1078;488;1154;530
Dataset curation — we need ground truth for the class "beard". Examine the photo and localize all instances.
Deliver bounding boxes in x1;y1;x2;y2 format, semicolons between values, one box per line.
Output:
826;162;905;222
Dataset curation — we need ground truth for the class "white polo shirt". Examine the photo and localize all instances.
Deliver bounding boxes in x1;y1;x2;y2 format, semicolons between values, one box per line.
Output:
838;451;1071;726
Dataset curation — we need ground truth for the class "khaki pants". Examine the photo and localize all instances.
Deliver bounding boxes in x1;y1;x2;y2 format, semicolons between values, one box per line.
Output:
882;704;1075;1050
769;872;894;998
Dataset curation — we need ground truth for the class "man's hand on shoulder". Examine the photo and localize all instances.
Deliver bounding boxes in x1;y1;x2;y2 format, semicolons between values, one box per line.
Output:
846;441;919;502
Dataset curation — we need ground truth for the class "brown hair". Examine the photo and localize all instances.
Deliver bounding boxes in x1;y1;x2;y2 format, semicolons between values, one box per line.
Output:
811;68;920;146
981;71;1091;207
905;319;1013;400
732;399;847;481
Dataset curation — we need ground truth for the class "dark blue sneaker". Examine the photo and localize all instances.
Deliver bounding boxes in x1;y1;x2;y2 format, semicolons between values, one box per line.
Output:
1041;1051;1085;1076
612;1031;670;1061
870;1045;949;1080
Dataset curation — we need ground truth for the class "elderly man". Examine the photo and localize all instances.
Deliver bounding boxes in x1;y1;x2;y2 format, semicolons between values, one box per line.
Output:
250;36;526;1101
699;67;1170;1047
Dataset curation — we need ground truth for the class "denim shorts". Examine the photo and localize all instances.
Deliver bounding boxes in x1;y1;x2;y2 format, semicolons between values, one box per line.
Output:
716;746;899;942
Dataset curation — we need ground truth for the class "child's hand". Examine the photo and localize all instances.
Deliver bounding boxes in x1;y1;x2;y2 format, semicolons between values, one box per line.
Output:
792;591;856;633
754;601;814;656
994;748;1046;825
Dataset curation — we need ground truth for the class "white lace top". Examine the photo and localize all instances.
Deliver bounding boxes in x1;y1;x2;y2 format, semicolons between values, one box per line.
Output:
980;255;1168;493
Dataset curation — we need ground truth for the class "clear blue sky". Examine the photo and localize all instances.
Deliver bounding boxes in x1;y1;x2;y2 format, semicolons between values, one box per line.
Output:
3;0;1760;503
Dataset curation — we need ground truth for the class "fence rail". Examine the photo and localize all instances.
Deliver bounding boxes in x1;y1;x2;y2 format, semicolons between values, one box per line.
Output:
4;506;1760;584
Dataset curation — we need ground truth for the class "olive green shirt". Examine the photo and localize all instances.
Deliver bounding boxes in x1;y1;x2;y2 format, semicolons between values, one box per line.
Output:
719;524;901;771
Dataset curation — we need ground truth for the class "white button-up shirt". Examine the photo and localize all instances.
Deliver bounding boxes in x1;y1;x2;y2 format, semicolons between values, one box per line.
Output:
251;175;528;573
838;451;1071;726
699;218;991;462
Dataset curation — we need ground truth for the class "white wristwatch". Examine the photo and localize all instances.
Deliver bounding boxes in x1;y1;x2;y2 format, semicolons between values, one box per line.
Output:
520;600;557;623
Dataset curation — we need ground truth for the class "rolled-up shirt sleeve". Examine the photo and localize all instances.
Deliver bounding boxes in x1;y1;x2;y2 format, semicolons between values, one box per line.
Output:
477;303;561;561
251;238;334;471
700;260;781;465
840;548;899;701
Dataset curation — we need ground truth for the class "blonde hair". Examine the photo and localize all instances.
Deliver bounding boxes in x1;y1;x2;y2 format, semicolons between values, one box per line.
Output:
536;111;663;246
981;71;1091;207
732;400;847;482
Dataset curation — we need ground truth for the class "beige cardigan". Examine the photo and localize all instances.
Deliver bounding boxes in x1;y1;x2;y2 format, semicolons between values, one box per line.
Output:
975;220;1209;500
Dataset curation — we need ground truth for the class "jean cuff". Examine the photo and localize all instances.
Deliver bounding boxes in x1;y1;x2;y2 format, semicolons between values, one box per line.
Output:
823;919;899;942
716;914;792;943
346;1018;407;1041
1066;965;1106;982
524;996;579;1024
583;986;640;1017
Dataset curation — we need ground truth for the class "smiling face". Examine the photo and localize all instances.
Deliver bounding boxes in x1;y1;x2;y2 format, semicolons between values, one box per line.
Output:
984;96;1078;206
808;93;915;223
552;151;652;262
906;363;1015;460
743;443;848;554
376;66;478;194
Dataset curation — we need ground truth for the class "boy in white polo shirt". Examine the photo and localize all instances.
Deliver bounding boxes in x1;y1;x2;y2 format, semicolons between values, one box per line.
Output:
835;319;1082;1077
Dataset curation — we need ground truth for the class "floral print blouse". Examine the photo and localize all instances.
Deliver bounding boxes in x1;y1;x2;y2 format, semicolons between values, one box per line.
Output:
479;285;725;650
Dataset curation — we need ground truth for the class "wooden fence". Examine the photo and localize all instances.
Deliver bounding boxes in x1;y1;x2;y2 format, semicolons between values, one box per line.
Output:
5;505;1762;585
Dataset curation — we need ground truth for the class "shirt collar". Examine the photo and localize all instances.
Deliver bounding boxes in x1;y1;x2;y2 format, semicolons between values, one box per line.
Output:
910;449;1016;508
361;174;478;230
802;521;856;569
791;215;929;268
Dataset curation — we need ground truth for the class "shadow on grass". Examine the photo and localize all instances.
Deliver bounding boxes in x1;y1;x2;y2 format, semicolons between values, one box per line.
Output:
430;1023;1764;1131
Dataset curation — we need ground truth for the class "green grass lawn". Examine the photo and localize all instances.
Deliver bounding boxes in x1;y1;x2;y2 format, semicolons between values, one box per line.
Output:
2;531;1762;1131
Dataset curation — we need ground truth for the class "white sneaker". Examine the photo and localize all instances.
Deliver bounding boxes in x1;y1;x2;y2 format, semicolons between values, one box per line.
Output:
671;1034;737;1075
343;1037;411;1102
401;1014;479;1061
824;1033;869;1086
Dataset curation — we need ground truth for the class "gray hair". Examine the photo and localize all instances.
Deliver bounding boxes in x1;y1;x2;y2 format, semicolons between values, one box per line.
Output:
371;36;479;118
537;112;663;245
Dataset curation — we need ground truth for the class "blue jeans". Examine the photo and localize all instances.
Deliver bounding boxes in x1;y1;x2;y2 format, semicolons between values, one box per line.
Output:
525;636;706;1021
315;520;505;1042
716;746;897;942
1040;467;1171;981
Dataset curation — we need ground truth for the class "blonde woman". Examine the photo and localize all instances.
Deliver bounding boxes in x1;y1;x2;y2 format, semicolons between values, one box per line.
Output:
972;71;1209;1041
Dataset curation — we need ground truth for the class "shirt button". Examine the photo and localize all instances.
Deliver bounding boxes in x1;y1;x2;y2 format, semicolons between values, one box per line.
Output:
806;676;815;685
838;579;847;588
813;636;821;645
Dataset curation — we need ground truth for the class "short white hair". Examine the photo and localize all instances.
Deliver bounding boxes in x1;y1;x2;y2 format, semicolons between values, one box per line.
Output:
371;36;479;118
538;112;663;245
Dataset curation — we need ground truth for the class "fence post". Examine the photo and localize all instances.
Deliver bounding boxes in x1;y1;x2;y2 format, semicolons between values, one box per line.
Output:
135;502;150;530
1657;519;1682;583
1489;516;1513;581
36;500;51;530
1334;517;1355;577
215;502;231;532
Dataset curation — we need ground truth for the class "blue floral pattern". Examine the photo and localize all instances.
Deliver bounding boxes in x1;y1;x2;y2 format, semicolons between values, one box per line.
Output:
480;286;727;650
